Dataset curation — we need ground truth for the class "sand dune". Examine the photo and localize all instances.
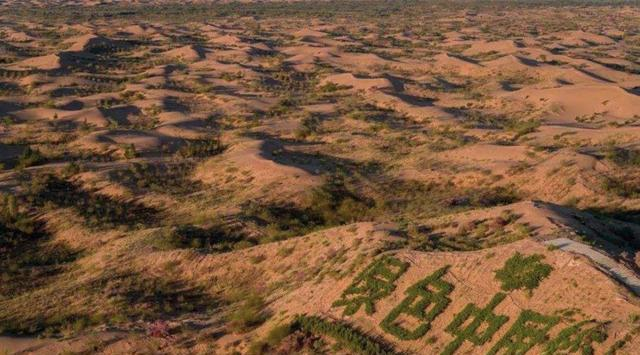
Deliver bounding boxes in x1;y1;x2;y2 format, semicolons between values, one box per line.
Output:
510;84;640;123
3;3;640;355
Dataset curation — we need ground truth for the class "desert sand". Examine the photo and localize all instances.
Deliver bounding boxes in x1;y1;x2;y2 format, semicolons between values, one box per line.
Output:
2;1;640;354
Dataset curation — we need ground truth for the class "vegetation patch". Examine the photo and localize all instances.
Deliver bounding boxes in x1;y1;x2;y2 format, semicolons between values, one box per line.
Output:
0;193;77;300
544;320;608;355
488;310;559;355
175;137;225;158
408;211;529;252
152;223;249;252
15;146;46;169
604;146;640;167
495;252;553;292
227;294;268;333
22;173;158;229
443;293;509;355
380;266;453;340
333;255;409;316
293;315;396;355
243;177;374;242
109;162;202;195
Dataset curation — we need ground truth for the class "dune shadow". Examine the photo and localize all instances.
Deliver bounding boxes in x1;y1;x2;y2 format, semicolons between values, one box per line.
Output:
385;92;435;107
101;105;141;125
574;66;615;83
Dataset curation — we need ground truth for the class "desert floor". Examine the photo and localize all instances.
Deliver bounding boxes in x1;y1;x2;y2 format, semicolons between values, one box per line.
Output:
2;1;640;354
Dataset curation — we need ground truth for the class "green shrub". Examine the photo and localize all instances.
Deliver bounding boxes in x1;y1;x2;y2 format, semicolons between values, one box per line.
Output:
16;146;45;169
243;177;373;242
227;294;267;333
22;173;157;229
175;137;224;158
110;162;201;195
601;175;640;198
123;144;137;159
293;315;396;355
488;310;559;355
153;224;247;252
443;293;509;355
605;146;640;167
333;255;409;316
544;320;607;355
494;252;553;292
247;323;295;355
380;266;453;340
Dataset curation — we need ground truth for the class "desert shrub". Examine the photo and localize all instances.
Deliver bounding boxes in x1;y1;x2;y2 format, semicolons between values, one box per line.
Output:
0;312;98;337
601;175;640;198
243;202;324;241
464;185;521;207
307;176;374;226
268;96;298;116
544;320;607;355
123;144;137;159
317;82;347;93
0;193;35;251
90;272;211;322
488;310;559;355
494;252;553;292
442;293;509;355
605;326;640;355
425;126;475;152
332;255;409;316
605;146;640;167
461;110;510;129
227;294;267;333
16;146;45;169
110;162;201;195
264;323;293;346
502;119;541;138
375;177;520;221
175;137;224;158
380;266;453;340
22;173;158;229
61;161;83;177
153;224;249;252
0;193;78;301
293;315;396;355
294;113;322;140
247;323;294;355
409;213;527;252
2;274;209;336
243;177;373;241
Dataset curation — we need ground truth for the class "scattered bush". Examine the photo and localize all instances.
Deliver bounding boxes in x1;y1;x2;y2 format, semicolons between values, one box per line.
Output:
0;193;35;252
247;323;294;355
604;146;640;167
153;224;248;252
22;173;157;229
227;294;267;333
175;137;224;158
110;162;201;195
243;177;374;241
16;146;45;169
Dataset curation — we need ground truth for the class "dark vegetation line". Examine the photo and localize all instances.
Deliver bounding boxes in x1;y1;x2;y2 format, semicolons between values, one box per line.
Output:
6;0;640;24
250;315;398;355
